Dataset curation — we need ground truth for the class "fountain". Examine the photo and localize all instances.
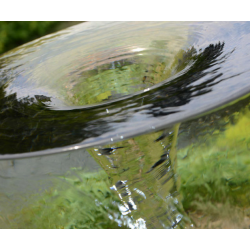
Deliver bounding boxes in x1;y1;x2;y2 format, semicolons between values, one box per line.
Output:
1;21;250;228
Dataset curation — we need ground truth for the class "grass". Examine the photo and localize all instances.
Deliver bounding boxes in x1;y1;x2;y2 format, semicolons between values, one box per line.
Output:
0;21;83;55
5;170;129;229
177;103;250;228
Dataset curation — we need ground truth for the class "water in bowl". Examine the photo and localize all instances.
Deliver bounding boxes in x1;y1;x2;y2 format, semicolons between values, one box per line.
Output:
1;21;250;228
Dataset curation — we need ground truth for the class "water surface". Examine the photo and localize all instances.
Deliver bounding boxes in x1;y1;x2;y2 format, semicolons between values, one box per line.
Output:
1;22;250;228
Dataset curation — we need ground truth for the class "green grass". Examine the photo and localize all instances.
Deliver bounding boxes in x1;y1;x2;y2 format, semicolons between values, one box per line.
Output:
7;170;129;229
0;21;83;55
177;104;250;228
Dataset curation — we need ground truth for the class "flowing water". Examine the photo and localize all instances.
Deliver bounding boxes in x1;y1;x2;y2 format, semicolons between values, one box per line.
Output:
1;22;250;228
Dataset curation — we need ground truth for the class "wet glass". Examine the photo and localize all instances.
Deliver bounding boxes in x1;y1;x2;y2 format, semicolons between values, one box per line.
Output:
1;21;250;228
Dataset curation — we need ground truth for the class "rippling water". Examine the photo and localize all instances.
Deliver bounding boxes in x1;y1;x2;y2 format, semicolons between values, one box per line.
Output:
1;22;250;228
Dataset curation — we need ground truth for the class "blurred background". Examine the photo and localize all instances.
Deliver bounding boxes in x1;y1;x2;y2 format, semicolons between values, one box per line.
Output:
0;21;84;55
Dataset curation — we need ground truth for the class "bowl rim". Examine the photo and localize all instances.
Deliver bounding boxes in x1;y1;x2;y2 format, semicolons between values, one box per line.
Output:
1;85;250;160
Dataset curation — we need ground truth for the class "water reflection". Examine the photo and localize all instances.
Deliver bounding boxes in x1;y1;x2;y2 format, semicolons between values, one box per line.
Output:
90;123;189;229
1;22;250;228
0;40;232;155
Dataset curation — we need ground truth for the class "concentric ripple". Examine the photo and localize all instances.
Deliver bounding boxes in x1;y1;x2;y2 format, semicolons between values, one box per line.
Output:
1;21;250;159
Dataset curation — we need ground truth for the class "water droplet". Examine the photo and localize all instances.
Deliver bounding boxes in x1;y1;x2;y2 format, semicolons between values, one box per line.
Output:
143;88;150;92
110;185;117;191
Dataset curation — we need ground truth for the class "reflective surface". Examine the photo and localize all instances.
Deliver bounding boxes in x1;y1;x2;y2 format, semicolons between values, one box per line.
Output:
1;22;250;228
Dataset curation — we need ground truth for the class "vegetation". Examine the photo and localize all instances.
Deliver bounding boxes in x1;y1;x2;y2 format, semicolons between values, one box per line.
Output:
0;21;82;55
177;102;250;228
68;48;192;106
6;170;129;229
3;100;250;229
